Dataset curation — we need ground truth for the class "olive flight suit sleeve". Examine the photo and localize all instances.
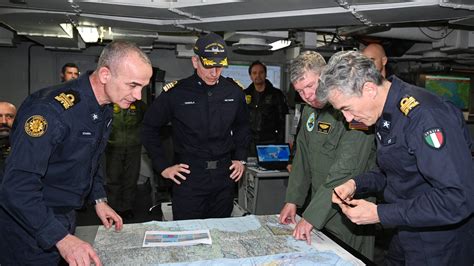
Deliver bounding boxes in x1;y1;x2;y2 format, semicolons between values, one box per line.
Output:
303;117;376;230
284;106;313;206
0;103;69;250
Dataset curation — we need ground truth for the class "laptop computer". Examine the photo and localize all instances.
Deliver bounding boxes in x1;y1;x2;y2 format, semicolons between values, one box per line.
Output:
255;143;291;171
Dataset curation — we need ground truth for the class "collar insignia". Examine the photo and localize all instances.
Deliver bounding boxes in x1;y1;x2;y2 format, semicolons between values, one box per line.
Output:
306;112;315;132
24;115;47;137
317;121;331;134
399;96;419;116
382;120;391;129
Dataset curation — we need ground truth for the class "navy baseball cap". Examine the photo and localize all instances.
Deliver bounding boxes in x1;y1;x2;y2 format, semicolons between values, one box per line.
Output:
194;32;228;68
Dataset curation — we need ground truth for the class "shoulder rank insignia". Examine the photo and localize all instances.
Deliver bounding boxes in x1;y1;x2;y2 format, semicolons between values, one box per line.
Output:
54;91;78;110
423;128;445;149
399;96;419;116
163;81;178;92
24;115;48;137
317;121;331;134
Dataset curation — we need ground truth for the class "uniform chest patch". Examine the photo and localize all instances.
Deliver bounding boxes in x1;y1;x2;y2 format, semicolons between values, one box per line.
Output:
245;95;251;104
306;112;315;132
24;115;48;137
317;122;331;134
423;128;445;149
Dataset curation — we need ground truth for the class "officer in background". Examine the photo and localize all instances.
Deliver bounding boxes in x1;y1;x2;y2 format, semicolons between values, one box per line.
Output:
0;41;153;265
60;62;80;82
141;32;250;220
106;100;147;220
319;51;473;265
362;43;388;77
0;101;16;172
279;51;376;259
244;60;288;155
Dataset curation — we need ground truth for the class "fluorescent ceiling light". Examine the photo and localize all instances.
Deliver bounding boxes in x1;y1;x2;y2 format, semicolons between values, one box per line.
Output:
270;40;291;51
77;26;99;43
59;23;74;38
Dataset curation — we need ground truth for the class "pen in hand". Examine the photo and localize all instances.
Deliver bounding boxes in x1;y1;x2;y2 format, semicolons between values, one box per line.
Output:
333;189;355;207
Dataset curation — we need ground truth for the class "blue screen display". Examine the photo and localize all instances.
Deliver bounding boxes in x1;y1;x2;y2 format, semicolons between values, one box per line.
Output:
256;144;290;162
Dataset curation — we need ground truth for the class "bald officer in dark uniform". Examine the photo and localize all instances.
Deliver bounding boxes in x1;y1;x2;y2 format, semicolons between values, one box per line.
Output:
318;51;473;265
0;41;153;265
142;32;250;220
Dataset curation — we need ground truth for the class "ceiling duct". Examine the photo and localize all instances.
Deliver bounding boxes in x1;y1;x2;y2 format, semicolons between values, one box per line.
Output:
232;37;271;51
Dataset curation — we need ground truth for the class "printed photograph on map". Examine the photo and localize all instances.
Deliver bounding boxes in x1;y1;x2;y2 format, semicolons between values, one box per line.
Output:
143;229;212;247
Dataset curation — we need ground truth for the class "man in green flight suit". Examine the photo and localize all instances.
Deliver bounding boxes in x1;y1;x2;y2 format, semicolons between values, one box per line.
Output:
279;51;376;259
106;100;147;219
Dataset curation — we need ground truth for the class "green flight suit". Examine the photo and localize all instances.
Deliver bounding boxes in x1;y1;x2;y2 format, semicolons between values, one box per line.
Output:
285;105;376;259
106;100;146;212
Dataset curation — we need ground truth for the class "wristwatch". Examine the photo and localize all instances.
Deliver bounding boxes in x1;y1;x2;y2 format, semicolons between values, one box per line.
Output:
239;160;247;165
94;197;108;205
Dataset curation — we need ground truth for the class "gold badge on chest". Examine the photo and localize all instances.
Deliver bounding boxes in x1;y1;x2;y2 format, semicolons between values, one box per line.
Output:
317;121;331;134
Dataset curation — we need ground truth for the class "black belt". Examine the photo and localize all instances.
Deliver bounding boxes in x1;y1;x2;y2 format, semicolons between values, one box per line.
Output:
176;153;231;170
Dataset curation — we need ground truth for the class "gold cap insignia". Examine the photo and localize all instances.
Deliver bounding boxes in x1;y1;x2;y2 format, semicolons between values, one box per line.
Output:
163;81;178;92
55;92;75;110
399;96;419;116
24;115;48;137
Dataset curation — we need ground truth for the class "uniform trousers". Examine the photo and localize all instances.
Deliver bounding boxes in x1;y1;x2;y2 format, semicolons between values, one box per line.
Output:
384;216;474;266
172;154;235;220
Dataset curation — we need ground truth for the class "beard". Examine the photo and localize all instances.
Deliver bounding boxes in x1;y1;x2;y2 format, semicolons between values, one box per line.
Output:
0;123;11;138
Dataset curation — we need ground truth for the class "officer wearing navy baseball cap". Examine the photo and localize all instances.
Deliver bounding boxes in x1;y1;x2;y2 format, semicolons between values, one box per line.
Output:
193;32;229;68
142;32;251;221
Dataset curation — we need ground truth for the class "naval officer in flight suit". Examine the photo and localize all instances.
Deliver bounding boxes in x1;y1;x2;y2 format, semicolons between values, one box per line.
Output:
318;51;473;265
0;41;153;265
141;32;251;220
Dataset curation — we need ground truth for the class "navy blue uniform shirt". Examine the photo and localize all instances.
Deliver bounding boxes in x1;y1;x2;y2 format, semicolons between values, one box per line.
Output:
354;76;473;227
353;76;473;264
141;73;251;174
0;72;112;249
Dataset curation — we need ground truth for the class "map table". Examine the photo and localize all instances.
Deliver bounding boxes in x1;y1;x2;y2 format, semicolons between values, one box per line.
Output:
91;215;364;265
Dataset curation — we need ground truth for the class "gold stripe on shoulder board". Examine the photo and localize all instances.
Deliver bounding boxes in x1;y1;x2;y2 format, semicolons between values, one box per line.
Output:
163;81;178;92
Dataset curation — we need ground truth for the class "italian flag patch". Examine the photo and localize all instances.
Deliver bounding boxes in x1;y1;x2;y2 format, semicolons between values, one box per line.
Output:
423;128;445;149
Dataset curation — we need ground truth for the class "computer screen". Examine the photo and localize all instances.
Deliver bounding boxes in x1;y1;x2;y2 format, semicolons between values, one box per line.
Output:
256;144;290;163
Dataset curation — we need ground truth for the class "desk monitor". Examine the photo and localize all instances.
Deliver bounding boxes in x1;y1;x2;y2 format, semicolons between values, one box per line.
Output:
255;144;290;170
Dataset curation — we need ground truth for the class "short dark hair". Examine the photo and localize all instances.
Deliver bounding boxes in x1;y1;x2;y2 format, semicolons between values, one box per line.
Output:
248;60;267;75
61;63;79;74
